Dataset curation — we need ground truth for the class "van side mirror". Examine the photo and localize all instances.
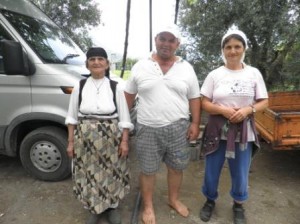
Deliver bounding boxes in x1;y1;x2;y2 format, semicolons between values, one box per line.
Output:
1;40;35;75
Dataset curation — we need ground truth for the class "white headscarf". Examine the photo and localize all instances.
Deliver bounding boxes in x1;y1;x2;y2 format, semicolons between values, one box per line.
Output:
221;29;248;64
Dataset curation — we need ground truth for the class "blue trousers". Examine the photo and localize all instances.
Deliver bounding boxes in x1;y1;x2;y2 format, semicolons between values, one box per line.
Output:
202;140;252;202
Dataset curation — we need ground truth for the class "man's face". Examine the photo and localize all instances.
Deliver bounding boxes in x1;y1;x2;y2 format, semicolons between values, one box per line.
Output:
155;32;180;60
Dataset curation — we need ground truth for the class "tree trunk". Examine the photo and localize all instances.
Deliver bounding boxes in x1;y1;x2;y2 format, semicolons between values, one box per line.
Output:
121;0;131;78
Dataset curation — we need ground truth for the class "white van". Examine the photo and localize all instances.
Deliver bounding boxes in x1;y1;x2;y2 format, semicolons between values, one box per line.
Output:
0;0;89;181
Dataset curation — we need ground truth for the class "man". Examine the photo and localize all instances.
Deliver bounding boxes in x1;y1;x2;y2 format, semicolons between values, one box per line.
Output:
124;24;201;224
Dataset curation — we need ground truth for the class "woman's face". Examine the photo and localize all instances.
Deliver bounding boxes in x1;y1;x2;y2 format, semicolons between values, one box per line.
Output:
223;38;245;64
86;56;109;77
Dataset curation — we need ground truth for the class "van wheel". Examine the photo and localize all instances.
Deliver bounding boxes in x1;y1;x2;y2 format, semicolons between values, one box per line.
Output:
20;126;71;181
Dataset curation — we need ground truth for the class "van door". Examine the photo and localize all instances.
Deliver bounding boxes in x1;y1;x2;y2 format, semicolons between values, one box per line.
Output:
0;23;31;151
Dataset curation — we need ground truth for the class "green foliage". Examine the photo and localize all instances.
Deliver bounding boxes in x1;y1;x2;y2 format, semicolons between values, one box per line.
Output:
115;58;138;71
179;0;300;90
31;0;101;51
113;70;131;80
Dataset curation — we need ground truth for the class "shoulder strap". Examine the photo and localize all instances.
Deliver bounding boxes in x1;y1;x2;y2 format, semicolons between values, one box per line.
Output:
109;79;118;113
78;78;87;107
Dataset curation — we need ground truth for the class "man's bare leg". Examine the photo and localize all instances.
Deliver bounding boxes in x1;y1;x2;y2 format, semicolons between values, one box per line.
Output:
140;173;156;224
167;167;189;217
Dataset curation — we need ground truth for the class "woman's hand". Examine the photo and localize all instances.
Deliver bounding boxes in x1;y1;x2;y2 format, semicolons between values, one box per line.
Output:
229;106;252;123
67;141;74;158
118;140;129;158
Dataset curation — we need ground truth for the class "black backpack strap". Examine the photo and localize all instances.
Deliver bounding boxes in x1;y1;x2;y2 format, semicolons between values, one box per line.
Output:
109;79;118;113
78;78;87;107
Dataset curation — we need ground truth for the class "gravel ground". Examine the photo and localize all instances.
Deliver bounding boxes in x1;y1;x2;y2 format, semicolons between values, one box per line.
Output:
0;139;300;224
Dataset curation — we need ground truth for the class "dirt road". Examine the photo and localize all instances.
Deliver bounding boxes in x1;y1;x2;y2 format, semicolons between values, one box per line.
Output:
0;140;300;224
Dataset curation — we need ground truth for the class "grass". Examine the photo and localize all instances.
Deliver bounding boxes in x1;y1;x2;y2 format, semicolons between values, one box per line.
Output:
113;70;131;80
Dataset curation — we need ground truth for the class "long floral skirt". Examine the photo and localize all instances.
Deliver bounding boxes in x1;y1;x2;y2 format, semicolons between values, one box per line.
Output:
73;118;130;214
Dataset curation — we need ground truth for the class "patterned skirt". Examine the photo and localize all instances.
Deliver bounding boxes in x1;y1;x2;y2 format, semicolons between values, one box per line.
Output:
73;118;130;214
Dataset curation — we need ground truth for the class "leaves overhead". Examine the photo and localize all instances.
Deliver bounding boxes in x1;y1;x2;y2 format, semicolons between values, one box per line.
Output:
179;0;300;90
31;0;102;51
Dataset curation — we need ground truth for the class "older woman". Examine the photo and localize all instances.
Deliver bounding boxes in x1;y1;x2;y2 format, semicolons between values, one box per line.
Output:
65;47;133;224
199;30;268;224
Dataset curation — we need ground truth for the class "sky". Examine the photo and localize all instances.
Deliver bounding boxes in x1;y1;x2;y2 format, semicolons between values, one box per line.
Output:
91;0;177;60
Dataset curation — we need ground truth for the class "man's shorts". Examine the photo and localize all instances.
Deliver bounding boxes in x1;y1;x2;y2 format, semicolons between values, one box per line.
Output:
135;119;190;175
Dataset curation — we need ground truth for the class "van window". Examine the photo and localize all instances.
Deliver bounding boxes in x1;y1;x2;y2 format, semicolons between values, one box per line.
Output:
1;10;85;65
0;24;13;73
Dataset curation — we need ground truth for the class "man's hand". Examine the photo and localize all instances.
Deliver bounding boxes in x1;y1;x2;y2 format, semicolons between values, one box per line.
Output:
187;123;200;141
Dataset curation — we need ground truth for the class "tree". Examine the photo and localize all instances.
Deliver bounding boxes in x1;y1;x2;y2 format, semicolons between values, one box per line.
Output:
179;0;300;90
120;0;131;78
31;0;101;51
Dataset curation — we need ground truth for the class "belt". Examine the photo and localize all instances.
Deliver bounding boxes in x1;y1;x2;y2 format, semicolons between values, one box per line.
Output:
78;116;118;121
80;112;117;117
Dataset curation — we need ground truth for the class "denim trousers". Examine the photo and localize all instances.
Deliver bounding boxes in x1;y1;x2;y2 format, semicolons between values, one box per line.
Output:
202;140;252;202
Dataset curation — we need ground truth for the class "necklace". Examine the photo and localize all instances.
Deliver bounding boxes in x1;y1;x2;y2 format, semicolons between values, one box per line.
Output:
91;78;105;94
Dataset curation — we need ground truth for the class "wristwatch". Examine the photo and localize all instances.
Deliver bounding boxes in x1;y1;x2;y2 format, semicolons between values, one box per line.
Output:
250;105;256;114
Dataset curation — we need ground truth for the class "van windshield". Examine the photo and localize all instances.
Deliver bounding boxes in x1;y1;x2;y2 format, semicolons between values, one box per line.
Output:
2;10;85;65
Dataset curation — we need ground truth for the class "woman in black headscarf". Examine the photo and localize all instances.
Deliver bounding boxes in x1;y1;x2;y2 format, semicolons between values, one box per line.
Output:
66;47;133;224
